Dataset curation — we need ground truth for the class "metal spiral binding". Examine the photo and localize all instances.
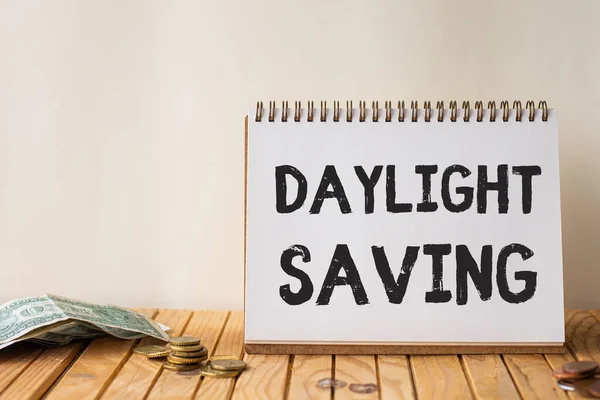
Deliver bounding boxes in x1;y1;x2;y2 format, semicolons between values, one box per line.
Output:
501;101;510;122
449;101;457;122
333;101;340;122
462;101;471;122
488;101;496;122
359;101;366;122
437;101;444;122
424;101;431;122
475;101;483;122
254;101;549;122
372;101;379;122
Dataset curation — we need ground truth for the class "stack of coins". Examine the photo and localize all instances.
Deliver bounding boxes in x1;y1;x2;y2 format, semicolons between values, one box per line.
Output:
199;356;247;378
554;360;600;396
163;336;209;372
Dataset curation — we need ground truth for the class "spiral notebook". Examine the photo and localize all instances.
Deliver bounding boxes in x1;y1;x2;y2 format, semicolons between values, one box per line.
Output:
244;101;564;354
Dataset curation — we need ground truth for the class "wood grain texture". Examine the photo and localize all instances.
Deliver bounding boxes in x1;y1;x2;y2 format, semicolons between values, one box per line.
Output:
194;311;244;400
287;355;332;400
545;352;587;400
334;355;378;400
461;355;519;400
0;343;43;396
588;309;600;327
45;309;158;400
0;308;591;399
503;354;569;400
377;355;415;400
410;355;473;400
565;309;600;361
0;341;86;400
100;309;193;400
146;311;229;400
231;354;290;400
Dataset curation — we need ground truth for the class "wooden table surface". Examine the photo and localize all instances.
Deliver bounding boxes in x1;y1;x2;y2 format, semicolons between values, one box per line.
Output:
0;309;598;400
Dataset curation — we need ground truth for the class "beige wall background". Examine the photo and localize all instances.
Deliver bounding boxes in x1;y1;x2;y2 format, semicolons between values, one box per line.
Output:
0;0;598;310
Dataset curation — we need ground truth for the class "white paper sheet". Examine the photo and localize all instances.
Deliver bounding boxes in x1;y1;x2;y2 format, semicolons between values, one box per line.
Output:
245;107;564;345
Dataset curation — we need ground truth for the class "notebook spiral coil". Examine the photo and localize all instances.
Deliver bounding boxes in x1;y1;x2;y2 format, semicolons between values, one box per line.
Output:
255;100;549;123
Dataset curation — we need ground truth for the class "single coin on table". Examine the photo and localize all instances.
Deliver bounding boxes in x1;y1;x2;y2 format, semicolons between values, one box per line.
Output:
563;361;599;375
199;364;242;378
133;345;170;358
163;361;201;372
169;336;201;346
556;379;575;392
552;367;592;380
171;348;208;358
210;359;247;372
169;343;205;352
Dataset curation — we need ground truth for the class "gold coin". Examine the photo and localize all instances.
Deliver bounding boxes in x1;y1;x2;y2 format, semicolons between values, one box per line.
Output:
163;361;200;372
210;359;247;372
169;336;201;346
169;343;204;352
199;364;242;379
167;354;208;365
171;348;208;358
133;345;170;358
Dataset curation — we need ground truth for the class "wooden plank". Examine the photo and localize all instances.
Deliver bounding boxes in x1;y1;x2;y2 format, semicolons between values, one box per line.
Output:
100;309;193;400
334;355;378;400
588;309;600;327
461;355;519;400
410;355;473;400
44;309;158;400
231;354;290;400
545;352;587;400
0;341;86;400
503;354;569;400
194;311;245;400
566;309;600;361
377;355;415;400
145;311;229;400
0;343;44;396
286;355;332;400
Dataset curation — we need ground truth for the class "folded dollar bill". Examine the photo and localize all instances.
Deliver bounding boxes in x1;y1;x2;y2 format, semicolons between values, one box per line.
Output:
0;294;170;350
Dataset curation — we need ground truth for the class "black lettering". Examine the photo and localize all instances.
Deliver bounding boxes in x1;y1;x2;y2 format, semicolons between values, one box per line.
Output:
456;245;493;305
386;165;413;213
309;165;352;214
354;166;384;214
275;165;307;213
279;245;313;305
512;166;542;214
415;165;439;212
372;246;420;304
424;244;452;303
442;165;474;212
316;244;369;305
497;243;537;304
477;165;509;213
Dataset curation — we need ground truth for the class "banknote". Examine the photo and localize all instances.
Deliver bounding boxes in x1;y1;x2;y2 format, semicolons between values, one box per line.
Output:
0;294;169;349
